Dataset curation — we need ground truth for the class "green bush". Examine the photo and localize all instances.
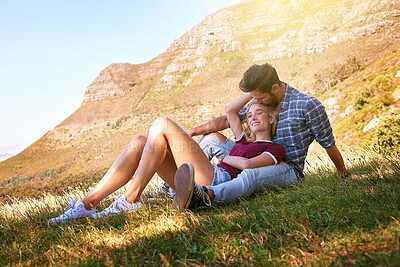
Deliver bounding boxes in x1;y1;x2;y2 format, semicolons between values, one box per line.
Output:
378;91;396;106
314;57;362;92
355;95;368;110
370;74;394;94
374;110;400;156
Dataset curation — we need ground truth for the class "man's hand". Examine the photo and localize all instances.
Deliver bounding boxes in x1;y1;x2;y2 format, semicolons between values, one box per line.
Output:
187;128;195;137
186;115;229;138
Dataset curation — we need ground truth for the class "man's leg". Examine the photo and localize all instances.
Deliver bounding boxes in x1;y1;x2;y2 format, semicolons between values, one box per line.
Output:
208;162;299;203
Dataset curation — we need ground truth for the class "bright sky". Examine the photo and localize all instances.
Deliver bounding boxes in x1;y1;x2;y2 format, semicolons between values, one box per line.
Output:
0;0;241;153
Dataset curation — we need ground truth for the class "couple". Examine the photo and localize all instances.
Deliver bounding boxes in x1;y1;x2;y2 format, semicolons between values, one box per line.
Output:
49;62;350;224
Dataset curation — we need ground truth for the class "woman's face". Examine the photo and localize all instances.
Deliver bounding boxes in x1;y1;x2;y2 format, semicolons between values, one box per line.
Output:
247;103;271;134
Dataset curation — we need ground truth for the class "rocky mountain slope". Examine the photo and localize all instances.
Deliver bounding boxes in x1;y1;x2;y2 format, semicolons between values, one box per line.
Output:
1;0;399;201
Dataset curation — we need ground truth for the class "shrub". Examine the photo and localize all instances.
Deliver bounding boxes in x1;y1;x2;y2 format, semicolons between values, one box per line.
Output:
314;57;362;92
370;74;394;94
373;110;400;156
355;95;368;110
378;91;396;106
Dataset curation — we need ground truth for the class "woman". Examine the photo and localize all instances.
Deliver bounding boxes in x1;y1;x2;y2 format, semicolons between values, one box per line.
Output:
174;93;285;209
48;93;284;224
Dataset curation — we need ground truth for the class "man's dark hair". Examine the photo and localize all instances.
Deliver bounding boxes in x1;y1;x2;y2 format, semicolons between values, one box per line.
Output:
239;63;280;93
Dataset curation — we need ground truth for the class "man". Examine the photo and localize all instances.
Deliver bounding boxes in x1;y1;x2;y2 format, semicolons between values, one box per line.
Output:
173;62;351;207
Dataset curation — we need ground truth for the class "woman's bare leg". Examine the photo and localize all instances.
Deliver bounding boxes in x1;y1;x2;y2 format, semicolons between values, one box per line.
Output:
125;117;215;203
81;134;178;209
81;135;147;209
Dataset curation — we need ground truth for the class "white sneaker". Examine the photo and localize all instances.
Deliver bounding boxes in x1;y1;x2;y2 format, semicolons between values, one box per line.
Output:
48;196;95;224
92;195;142;219
142;182;176;200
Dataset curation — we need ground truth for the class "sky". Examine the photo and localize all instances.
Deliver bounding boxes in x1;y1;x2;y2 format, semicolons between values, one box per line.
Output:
0;0;241;154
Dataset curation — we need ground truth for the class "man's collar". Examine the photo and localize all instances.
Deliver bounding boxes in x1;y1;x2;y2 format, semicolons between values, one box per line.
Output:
280;83;292;110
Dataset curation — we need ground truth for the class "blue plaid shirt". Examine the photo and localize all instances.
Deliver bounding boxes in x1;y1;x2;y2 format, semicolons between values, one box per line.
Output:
239;84;335;176
275;84;335;175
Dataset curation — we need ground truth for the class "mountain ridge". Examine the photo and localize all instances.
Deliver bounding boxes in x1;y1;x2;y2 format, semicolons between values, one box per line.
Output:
1;0;399;201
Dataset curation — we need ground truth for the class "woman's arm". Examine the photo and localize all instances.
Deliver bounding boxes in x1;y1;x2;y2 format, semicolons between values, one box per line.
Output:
225;93;253;139
221;153;275;170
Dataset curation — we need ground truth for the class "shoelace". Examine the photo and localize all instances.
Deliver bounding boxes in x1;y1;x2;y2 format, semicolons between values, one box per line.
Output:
115;196;129;210
194;185;211;206
113;195;140;211
104;195;124;212
64;196;76;212
50;196;77;222
146;184;169;198
155;183;169;193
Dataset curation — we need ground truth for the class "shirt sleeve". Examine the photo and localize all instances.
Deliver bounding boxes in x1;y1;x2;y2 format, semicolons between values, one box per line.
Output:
238;103;249;122
235;131;246;143
306;97;335;149
262;143;285;164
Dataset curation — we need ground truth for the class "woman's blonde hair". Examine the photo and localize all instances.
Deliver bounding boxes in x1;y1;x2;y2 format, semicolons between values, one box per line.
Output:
243;99;278;142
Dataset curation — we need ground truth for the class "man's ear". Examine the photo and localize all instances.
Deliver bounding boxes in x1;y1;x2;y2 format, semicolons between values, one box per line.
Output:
271;84;280;94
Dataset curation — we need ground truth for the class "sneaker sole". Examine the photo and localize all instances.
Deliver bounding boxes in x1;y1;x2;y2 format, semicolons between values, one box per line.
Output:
172;162;195;210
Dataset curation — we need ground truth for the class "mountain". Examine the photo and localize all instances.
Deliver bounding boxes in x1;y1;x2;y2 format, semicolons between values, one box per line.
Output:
0;0;399;201
0;153;17;163
0;144;29;162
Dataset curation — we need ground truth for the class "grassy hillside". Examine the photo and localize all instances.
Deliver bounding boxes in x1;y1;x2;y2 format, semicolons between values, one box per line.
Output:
0;152;398;265
0;0;399;202
0;2;398;264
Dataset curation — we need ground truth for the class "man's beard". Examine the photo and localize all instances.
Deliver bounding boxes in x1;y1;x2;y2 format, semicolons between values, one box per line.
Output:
265;93;280;109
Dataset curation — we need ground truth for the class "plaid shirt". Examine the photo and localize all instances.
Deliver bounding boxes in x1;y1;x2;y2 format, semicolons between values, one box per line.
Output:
239;84;335;176
275;84;335;175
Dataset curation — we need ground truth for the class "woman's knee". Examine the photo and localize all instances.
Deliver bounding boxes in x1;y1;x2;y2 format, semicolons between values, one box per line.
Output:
127;134;147;151
150;116;171;133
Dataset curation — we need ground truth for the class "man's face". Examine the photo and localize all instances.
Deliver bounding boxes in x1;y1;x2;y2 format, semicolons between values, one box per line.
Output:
249;90;280;107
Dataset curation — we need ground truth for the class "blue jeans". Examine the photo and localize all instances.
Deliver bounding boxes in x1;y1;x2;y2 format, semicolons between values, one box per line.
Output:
208;162;298;203
199;134;299;204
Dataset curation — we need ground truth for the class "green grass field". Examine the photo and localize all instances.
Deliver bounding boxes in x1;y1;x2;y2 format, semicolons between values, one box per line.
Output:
1;151;399;266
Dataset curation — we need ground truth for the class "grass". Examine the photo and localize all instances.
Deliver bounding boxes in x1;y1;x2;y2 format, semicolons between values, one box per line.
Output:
1;151;399;266
2;0;399;205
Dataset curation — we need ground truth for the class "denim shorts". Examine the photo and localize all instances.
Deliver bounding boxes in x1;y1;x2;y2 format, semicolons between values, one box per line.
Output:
198;134;235;161
211;163;232;186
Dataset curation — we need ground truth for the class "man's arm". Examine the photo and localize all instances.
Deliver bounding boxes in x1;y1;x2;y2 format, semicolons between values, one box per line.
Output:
187;115;230;137
325;145;350;178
